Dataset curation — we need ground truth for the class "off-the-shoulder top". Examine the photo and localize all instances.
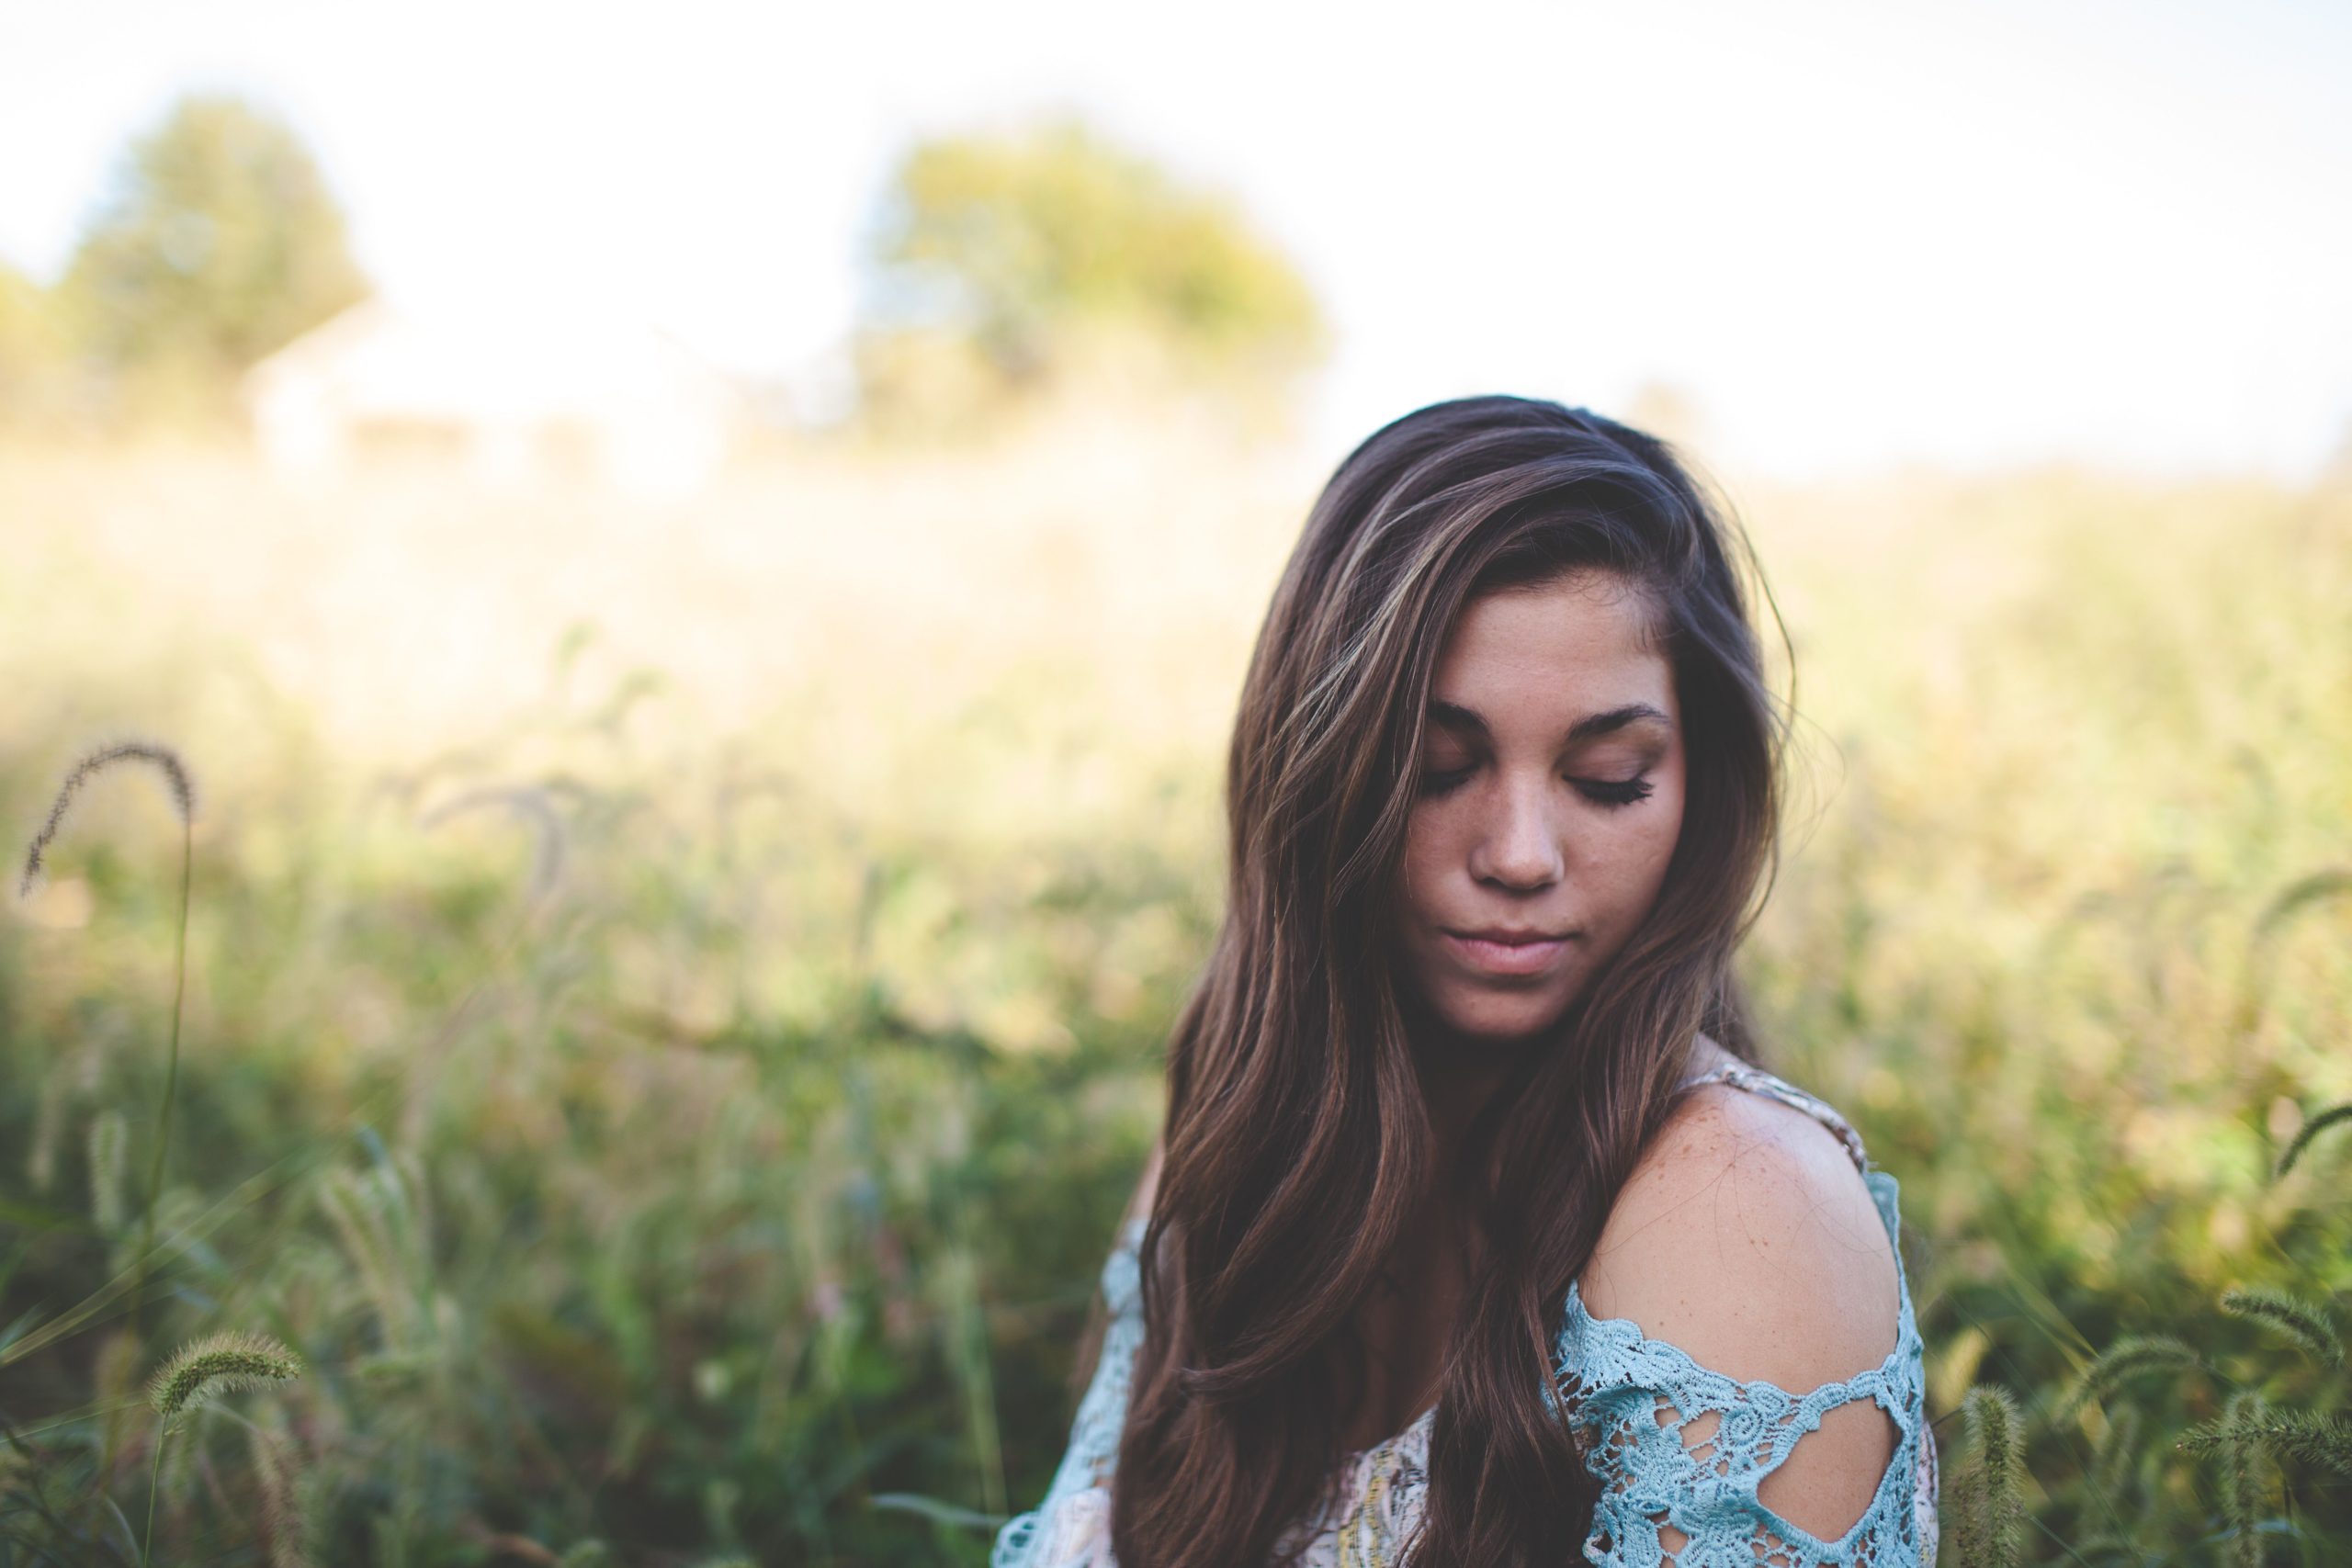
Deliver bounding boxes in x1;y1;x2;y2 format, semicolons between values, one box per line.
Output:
990;1060;1939;1566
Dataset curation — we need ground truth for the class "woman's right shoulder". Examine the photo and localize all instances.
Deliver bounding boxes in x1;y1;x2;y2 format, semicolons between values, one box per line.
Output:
1577;1067;1902;1386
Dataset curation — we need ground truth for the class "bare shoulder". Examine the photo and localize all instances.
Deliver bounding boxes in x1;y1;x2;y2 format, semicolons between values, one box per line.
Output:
1577;1079;1900;1387
1575;1077;1907;1541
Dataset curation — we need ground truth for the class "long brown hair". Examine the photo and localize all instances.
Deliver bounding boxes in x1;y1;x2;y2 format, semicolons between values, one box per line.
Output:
1108;394;1791;1567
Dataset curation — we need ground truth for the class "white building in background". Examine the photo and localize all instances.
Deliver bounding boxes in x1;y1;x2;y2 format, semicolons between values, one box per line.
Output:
243;299;740;498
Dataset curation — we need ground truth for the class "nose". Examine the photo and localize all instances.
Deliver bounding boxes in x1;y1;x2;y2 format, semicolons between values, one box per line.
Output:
1466;770;1566;892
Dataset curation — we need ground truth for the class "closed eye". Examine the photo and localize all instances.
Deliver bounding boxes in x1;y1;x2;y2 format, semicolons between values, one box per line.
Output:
1576;774;1655;808
1416;768;1656;807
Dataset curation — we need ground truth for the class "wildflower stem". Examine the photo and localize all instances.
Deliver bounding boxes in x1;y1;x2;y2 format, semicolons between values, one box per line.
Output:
130;821;191;1344
143;1419;168;1567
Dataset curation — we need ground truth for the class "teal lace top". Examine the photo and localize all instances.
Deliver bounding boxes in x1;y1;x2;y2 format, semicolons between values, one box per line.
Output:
991;1061;1939;1566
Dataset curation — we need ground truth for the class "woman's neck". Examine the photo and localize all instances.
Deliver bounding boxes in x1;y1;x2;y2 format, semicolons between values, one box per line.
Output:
1400;1005;1536;1172
1401;1004;1730;1168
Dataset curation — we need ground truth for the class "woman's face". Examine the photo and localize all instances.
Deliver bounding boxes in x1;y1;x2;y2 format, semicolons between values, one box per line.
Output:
1390;569;1688;1045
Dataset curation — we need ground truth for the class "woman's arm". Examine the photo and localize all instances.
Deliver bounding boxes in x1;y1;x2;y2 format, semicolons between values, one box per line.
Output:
1121;1134;1166;1232
1064;1134;1164;1404
993;1136;1166;1567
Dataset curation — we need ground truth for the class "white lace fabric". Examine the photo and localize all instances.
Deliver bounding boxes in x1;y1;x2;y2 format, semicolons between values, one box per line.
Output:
992;1062;1939;1567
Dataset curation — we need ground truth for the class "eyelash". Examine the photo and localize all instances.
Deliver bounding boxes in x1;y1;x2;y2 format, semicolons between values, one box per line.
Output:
1417;768;1656;808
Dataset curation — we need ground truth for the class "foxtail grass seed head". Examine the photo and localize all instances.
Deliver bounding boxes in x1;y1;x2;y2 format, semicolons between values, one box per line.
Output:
2216;1388;2275;1568
1949;1383;2026;1568
18;739;198;898
2058;1333;2204;1424
247;1419;312;1568
146;1329;302;1418
2180;1405;2352;1476
2221;1284;2346;1371
2274;1100;2352;1181
87;1107;128;1232
28;1069;67;1191
317;1167;418;1343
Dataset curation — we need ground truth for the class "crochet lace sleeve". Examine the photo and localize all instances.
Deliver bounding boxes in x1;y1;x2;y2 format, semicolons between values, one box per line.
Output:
990;1217;1148;1568
1555;1275;1939;1567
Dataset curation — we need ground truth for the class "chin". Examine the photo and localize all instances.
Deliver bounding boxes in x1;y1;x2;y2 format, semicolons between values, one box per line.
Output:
1433;989;1572;1045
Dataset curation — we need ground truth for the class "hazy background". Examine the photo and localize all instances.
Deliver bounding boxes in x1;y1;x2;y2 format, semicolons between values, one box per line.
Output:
6;0;2349;479
3;3;2349;1563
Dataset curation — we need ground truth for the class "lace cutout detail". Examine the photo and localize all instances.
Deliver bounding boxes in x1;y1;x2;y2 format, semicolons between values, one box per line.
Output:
992;1062;1939;1567
1555;1279;1931;1565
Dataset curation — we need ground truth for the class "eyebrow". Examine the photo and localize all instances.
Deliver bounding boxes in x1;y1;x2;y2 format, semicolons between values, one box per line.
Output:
1426;698;1673;747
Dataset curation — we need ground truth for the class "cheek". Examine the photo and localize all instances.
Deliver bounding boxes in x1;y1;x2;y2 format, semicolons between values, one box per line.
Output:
1618;777;1688;893
1396;813;1450;915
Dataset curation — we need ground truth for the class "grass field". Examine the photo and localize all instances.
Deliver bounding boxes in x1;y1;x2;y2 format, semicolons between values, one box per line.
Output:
3;424;2347;1564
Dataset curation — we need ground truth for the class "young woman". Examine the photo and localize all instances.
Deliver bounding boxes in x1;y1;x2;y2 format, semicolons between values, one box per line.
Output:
991;396;1938;1567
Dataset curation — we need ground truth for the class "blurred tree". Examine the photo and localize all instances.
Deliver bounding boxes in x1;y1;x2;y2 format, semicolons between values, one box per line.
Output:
57;93;369;428
851;114;1328;444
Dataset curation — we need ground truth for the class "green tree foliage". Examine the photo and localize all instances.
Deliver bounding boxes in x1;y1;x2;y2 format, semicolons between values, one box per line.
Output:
853;115;1328;442
58;93;368;426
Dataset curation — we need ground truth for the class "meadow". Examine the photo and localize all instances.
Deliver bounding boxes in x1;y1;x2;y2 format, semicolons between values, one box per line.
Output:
1;420;2346;1565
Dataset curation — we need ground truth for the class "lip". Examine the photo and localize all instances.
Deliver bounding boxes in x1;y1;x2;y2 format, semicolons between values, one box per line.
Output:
1442;929;1574;977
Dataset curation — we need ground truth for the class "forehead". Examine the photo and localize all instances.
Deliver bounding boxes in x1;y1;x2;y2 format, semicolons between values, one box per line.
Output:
1432;572;1673;712
1430;570;1674;682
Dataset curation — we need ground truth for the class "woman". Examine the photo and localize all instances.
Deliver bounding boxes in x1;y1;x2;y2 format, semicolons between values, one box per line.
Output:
992;395;1938;1567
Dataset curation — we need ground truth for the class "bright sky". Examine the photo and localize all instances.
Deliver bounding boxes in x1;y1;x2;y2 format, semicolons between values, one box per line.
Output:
3;0;2346;483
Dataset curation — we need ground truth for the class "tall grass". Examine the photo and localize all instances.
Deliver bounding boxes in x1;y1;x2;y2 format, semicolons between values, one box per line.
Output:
0;435;2346;1562
18;740;196;1348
